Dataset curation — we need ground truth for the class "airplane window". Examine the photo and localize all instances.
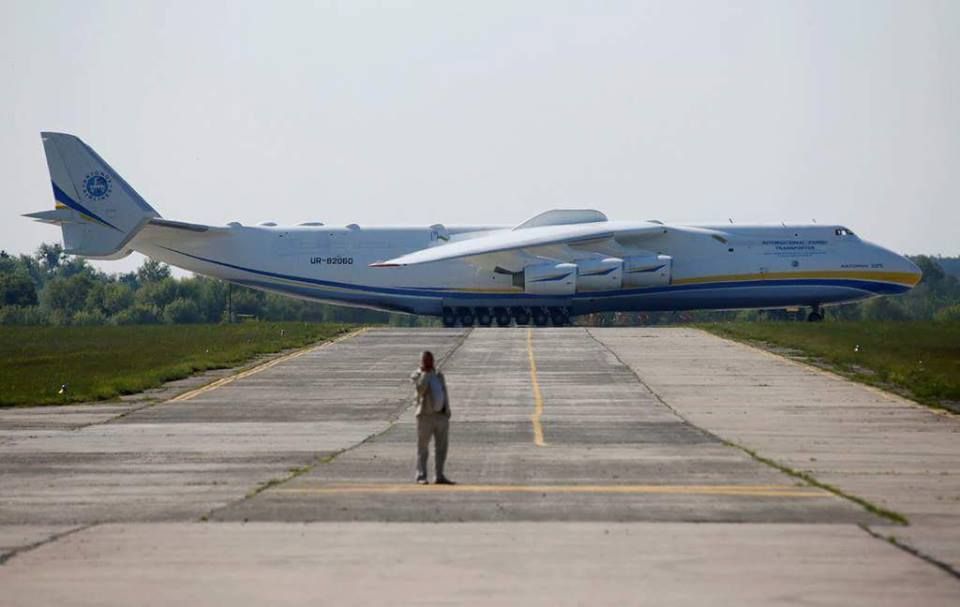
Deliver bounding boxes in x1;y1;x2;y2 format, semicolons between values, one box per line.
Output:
835;227;855;237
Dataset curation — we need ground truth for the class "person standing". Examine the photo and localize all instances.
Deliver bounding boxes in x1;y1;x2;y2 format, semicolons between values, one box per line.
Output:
410;351;454;485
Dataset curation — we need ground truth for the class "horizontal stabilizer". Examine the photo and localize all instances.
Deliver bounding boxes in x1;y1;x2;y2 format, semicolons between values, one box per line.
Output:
23;208;76;224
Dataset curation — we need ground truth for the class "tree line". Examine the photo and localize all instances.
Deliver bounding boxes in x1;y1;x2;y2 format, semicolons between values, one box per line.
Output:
0;243;428;326
1;243;958;326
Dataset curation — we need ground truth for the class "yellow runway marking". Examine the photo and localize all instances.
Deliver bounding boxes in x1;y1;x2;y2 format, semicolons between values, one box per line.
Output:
526;328;547;447
169;328;367;402
272;483;826;498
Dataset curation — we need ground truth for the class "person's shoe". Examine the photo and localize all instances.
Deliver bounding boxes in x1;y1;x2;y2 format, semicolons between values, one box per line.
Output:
435;476;456;485
416;477;428;485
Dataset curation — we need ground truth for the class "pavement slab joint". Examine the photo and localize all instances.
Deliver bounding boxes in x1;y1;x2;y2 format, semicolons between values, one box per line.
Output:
584;327;910;527
3;327;959;603
199;327;473;522
860;524;960;581
0;524;94;567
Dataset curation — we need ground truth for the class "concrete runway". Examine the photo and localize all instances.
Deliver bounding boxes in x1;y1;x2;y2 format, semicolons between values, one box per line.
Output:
1;327;958;605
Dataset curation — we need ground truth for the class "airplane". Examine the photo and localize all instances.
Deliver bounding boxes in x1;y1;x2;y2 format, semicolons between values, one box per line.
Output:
25;132;922;326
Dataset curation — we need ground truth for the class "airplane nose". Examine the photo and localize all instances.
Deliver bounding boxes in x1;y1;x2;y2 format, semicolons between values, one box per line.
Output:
884;248;922;287
902;255;923;286
868;241;923;289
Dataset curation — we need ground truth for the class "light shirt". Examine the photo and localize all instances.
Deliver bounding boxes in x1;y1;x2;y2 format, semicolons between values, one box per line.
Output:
429;373;445;412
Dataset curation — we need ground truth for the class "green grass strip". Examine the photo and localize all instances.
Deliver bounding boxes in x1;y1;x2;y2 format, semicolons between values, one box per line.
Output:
701;321;960;413
0;322;354;407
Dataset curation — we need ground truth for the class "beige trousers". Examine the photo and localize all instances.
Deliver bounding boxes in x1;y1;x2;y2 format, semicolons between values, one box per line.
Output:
416;414;449;480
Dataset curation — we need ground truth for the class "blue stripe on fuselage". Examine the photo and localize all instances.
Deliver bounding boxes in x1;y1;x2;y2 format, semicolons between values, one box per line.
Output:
157;246;909;302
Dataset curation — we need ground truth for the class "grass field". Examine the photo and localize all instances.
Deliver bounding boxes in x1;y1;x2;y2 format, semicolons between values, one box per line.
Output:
701;321;960;411
0;323;353;407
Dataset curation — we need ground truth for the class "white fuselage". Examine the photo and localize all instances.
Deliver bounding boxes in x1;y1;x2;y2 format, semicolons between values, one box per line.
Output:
131;221;921;317
29;133;921;321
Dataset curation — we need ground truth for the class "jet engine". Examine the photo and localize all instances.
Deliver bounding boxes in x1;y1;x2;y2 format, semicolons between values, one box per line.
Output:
623;254;672;287
575;257;623;292
523;262;577;295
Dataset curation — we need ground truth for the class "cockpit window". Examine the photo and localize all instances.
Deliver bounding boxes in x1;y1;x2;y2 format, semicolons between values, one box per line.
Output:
835;227;855;237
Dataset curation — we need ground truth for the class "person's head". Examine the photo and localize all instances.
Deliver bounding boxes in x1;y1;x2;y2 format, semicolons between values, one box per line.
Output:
420;351;434;371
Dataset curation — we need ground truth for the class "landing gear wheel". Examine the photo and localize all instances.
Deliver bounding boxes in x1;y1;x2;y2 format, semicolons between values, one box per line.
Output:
494;307;511;327
476;307;492;327
531;307;548;327
458;307;475;327
512;307;530;326
549;307;568;327
807;305;824;322
441;307;457;328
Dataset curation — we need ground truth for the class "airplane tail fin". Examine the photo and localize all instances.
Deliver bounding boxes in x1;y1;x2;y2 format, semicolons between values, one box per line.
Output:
24;132;160;259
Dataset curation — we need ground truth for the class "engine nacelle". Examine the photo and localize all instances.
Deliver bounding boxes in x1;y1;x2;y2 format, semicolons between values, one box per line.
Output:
523;262;577;295
623;254;672;287
576;257;623;292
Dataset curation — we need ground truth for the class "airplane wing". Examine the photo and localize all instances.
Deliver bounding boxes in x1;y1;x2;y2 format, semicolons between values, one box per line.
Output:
370;221;669;268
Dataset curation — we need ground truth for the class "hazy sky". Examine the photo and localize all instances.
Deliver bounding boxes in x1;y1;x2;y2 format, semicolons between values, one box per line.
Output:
3;0;958;274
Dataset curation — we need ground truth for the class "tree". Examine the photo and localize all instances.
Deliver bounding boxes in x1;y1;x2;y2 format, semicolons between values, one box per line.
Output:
230;287;266;317
73;309;107;326
0;270;38;306
41;273;95;319
16;254;44;290
116;271;140;289
56;256;94;279
36;243;64;272
0;255;38;306
912;256;945;287
137;259;171;283
135;277;179;310
934;304;960;322
0;305;48;325
192;277;228;322
861;297;910;321
85;282;134;317
112;304;159;325
162;298;202;324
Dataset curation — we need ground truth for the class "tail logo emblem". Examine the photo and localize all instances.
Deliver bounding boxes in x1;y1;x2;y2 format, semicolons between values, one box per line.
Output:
82;171;112;200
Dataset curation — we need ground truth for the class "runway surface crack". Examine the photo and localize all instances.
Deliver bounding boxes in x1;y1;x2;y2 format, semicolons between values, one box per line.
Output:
860;524;960;582
584;327;908;526
198;328;473;522
0;524;96;566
